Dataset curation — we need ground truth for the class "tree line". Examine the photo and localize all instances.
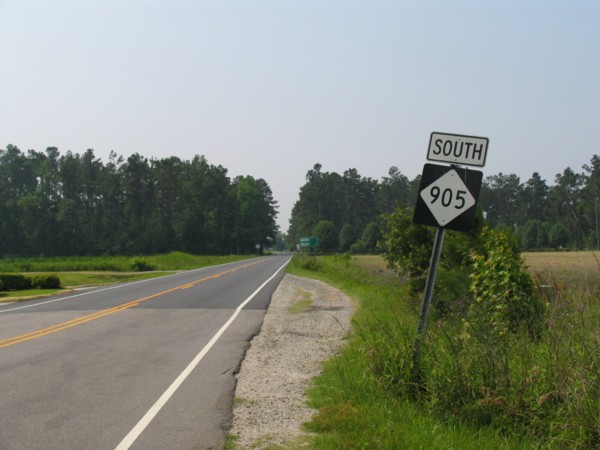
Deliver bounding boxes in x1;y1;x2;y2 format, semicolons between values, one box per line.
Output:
0;145;278;257
286;164;419;252
480;155;600;250
287;156;600;252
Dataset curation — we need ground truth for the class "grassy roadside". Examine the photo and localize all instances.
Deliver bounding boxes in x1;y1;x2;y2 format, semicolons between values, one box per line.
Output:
0;272;171;303
287;254;534;449
0;253;255;302
0;252;253;272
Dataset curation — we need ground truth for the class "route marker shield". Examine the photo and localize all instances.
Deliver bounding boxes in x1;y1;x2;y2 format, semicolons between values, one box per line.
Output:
420;170;476;226
413;163;482;232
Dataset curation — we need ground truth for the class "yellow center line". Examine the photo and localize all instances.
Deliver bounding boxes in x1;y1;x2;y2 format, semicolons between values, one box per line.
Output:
0;259;267;350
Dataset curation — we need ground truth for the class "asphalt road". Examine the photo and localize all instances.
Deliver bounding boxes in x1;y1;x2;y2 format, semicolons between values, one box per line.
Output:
0;253;291;450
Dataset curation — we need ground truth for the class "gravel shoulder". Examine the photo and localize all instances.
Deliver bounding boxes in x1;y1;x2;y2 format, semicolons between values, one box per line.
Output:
229;273;355;449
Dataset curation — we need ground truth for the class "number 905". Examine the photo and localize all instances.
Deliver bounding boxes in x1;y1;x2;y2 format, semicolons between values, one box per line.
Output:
429;186;467;209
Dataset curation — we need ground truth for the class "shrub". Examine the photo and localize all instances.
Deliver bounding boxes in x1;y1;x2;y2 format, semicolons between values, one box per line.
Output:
130;257;156;272
418;228;551;442
382;207;434;294
0;273;31;291
382;206;484;310
468;227;546;339
301;257;322;271
31;274;61;289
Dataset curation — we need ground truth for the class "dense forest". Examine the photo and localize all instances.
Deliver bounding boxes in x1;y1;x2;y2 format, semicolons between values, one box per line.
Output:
3;143;599;257
286;164;418;252
287;156;600;251
0;145;278;257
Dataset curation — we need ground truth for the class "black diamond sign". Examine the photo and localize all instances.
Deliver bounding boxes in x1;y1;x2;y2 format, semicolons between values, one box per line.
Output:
413;163;483;232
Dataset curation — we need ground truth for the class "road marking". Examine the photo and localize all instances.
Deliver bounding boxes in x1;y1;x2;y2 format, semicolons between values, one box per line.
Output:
0;259;267;349
114;256;291;450
0;302;140;348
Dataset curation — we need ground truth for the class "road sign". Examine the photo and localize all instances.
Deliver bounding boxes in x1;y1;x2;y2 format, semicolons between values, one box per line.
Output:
300;236;320;247
412;133;489;380
427;132;489;167
413;163;482;232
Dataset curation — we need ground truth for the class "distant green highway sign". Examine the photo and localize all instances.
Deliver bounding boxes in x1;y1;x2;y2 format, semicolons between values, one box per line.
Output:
300;236;320;247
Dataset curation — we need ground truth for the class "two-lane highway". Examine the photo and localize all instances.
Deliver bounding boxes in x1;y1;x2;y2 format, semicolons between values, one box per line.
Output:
0;253;291;449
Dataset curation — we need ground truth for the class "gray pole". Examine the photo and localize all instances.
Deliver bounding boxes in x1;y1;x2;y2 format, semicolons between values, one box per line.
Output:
595;196;599;249
412;226;446;381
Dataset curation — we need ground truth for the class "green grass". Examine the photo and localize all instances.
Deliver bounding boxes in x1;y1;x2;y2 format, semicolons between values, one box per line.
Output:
287;254;535;449
0;252;254;273
0;253;255;302
307;349;532;449
287;253;600;448
58;271;170;287
0;289;61;301
288;288;313;314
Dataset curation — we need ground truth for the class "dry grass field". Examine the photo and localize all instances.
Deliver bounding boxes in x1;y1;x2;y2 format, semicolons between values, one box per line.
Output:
354;252;600;291
523;251;600;290
523;251;600;272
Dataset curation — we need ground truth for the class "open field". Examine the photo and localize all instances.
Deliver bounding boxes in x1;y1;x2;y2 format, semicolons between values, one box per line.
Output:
523;251;600;272
0;252;253;273
523;251;600;291
355;252;600;291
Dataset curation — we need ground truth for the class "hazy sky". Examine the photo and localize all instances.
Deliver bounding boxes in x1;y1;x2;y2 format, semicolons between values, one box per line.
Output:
1;0;598;231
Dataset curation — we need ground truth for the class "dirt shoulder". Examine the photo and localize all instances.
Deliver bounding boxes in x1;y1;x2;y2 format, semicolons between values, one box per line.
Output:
229;273;355;449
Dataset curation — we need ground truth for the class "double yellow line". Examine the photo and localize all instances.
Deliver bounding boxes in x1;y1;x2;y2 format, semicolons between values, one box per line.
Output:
0;259;265;350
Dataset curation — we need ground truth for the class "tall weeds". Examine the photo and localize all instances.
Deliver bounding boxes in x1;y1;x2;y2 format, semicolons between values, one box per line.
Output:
369;231;600;448
290;254;535;448
289;246;600;447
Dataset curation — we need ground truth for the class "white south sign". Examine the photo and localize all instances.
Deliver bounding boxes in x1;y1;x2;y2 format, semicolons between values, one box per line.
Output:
427;132;488;167
420;169;476;226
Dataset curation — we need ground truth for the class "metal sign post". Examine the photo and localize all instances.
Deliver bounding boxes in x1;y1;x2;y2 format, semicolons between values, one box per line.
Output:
412;226;445;381
410;132;488;383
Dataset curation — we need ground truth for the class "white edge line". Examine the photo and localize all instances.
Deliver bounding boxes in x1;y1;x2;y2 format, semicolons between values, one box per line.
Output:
114;255;291;450
0;258;262;314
